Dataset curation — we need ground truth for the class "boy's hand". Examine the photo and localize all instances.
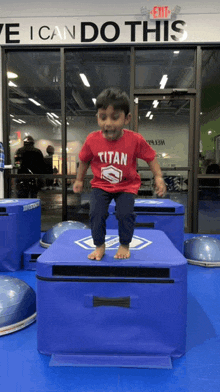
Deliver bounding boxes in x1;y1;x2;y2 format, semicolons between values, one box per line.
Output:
154;176;167;197
73;180;84;193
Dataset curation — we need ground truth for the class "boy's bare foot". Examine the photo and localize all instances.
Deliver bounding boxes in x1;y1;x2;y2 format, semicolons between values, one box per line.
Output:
114;244;130;259
88;244;105;261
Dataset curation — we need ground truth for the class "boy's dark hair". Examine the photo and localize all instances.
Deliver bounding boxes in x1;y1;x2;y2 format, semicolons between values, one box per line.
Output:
96;88;130;116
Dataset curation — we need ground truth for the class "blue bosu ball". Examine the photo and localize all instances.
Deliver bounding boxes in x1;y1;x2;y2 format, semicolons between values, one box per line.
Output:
40;220;88;248
184;236;220;267
0;275;36;335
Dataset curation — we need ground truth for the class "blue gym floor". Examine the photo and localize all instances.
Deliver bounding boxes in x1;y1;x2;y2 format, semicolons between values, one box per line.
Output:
1;234;220;392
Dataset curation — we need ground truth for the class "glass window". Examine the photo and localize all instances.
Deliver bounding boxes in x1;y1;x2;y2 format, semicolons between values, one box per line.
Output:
135;49;195;89
199;49;220;233
65;49;130;221
137;99;190;169
7;50;62;230
136;98;190;229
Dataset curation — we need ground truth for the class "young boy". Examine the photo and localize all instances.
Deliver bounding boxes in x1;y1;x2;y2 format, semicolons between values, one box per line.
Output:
73;88;166;261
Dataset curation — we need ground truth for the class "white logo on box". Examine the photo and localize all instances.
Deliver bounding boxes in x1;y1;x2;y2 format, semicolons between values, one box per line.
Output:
23;201;40;211
135;200;164;205
75;235;152;250
0;199;19;204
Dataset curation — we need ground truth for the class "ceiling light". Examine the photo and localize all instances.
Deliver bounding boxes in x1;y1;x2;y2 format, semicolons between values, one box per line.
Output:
160;75;168;89
47;112;54;119
149;114;154;120
51;113;59;118
153;100;159;108
146;111;151;117
92;98;96;105
55;119;61;125
48;118;57;126
173;51;180;54
7;71;18;79
28;98;41;106
8;81;17;87
12;119;23;124
79;73;90;87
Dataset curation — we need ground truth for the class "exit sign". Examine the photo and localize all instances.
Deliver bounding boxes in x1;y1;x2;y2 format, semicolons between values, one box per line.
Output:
150;6;171;19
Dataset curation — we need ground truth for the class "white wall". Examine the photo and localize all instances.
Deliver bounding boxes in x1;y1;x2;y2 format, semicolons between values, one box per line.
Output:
1;0;220;17
1;2;220;45
138;115;189;168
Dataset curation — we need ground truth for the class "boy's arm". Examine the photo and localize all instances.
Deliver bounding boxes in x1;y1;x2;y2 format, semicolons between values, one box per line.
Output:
148;157;167;197
73;160;90;193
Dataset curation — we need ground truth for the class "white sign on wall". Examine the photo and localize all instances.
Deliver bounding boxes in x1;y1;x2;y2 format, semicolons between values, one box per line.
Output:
0;14;220;45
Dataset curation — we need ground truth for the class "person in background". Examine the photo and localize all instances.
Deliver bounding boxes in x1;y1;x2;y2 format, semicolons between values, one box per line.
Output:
53;166;59;186
14;136;45;198
44;145;55;189
73;87;166;261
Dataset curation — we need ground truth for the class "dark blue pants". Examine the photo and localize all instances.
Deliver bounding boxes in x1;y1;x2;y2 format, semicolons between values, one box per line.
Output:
90;188;136;246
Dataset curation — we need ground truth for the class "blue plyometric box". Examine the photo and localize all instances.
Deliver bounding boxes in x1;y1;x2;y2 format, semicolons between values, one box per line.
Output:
107;199;185;253
23;234;46;271
36;229;187;369
0;199;41;271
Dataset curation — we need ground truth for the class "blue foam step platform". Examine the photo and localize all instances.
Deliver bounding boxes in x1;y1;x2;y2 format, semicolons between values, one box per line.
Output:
107;199;185;253
0;199;41;271
23;233;46;270
49;354;172;369
37;229;187;369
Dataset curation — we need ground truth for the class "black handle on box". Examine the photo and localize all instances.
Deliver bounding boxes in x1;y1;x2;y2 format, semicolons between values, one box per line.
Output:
93;296;130;308
135;222;155;228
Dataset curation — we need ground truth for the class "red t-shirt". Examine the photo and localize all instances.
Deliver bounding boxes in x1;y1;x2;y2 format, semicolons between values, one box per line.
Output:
79;129;156;194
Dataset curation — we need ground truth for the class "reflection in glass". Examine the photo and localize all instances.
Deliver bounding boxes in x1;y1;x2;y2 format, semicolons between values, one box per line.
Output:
9;178;63;231
65;49;130;175
65;49;131;221
40;190;63;232
137;99;190;169
7;51;61;169
135;49;195;89
137;98;190;229
200;50;220;169
7;50;62;230
138;172;188;229
199;49;220;233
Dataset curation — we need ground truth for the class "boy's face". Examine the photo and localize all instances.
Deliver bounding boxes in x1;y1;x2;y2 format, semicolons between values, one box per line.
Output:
97;105;131;141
